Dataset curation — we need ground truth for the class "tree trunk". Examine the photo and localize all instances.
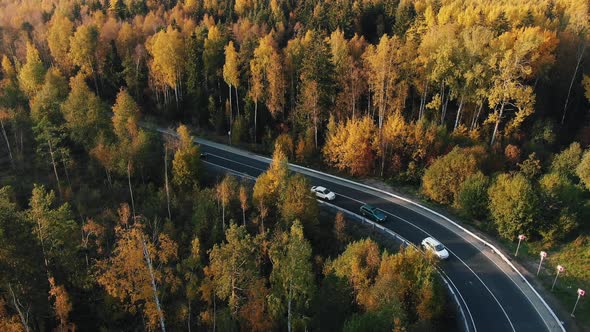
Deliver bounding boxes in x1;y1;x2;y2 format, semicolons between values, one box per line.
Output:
0;118;14;167
141;235;166;332
9;283;30;332
164;147;171;221
561;42;586;124
187;300;191;332
454;95;464;131
222;203;226;230
228;84;233;128
287;280;292;332
440;81;446;124
242;208;246;226
254;100;258;143
127;161;136;219
314;110;318;149
235;87;240;117
48;140;62;199
419;83;428;120
471;102;484;130
213;291;216;332
380;142;387;177
490;101;505;146
61;152;72;189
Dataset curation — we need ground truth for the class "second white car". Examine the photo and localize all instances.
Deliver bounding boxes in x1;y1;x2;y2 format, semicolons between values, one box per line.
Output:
311;186;336;201
421;237;449;260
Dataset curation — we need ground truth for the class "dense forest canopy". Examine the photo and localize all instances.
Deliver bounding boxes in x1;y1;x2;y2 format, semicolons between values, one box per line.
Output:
0;0;590;330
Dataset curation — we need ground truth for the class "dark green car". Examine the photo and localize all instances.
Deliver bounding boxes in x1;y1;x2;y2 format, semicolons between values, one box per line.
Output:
360;204;387;223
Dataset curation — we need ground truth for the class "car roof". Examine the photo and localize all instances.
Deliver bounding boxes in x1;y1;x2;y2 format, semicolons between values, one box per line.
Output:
315;186;326;191
424;237;442;246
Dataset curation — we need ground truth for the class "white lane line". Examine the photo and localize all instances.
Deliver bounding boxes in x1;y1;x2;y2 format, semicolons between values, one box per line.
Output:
379;208;516;332
439;268;477;332
205;153;268;172
335;192;365;204
202;160;257;180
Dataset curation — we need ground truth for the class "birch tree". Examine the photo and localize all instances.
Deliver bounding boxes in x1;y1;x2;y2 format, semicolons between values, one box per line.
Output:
269;221;314;332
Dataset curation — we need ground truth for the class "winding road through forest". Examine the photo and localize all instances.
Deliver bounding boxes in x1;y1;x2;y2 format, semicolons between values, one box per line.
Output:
154;126;566;332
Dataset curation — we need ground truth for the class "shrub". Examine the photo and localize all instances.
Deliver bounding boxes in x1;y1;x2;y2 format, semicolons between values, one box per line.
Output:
457;172;489;220
421;147;478;205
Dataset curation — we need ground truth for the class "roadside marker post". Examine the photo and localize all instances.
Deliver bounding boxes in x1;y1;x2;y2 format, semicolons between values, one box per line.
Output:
515;234;526;256
571;289;585;317
537;251;547;276
552;265;565;291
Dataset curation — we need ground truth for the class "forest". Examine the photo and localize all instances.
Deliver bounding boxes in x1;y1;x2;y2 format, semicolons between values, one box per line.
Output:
0;0;589;330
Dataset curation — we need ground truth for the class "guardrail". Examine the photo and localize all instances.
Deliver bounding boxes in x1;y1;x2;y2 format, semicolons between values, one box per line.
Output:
318;200;471;332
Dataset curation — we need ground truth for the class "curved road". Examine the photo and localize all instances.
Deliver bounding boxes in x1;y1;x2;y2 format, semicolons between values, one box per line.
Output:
171;130;563;332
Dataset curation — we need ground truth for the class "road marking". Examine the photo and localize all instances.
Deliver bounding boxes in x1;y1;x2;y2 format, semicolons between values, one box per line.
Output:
438;268;477;332
205;153;268;173
202;160;257;181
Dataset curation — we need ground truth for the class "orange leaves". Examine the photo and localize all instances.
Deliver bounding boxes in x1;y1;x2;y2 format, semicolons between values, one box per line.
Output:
96;219;179;330
323;116;377;176
48;277;74;331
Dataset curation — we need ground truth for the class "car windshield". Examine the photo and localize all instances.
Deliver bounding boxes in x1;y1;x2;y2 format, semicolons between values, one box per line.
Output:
375;210;385;218
435;244;445;251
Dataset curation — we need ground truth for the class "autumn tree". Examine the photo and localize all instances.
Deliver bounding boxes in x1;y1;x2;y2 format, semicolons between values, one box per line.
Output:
576;149;590;191
421;147;479;205
278;174;318;227
0;186;45;332
457;172;490;219
203;24;226;95
28;67;71;192
61;74;108;149
48;277;74;331
69;24;100;93
364;35;408;133
206;224;258;317
97;213;179;331
550;142;582;180
18;42;45;98
172;124;202;190
488;173;541;239
216;174;237;230
223;41;240;122
47;14;74;73
296;79;321;148
146;25;186;106
253;146;289;212
329;238;381;308
334;211;347;245
27;185;79;277
239;278;274;331
269;221;315;332
485;28;557;145
250;33;284;123
323;116;377;176
239;184;248;226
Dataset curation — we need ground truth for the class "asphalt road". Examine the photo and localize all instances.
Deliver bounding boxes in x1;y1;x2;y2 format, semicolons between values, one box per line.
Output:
197;140;557;332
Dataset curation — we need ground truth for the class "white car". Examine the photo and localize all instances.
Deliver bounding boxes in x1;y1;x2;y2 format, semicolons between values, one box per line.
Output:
311;186;336;201
421;237;449;260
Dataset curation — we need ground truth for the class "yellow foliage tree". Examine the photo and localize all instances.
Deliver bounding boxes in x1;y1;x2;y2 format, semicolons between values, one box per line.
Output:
323;116;377;176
